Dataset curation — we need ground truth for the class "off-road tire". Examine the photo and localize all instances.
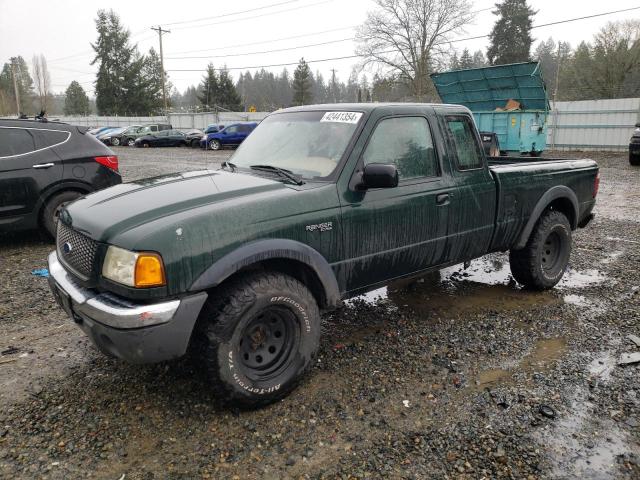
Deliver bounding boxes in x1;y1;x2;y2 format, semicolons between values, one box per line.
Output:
42;190;83;239
509;210;572;290
193;272;321;408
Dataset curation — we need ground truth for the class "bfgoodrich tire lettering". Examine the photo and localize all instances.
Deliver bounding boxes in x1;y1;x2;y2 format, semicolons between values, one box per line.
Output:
509;210;572;290
193;272;320;408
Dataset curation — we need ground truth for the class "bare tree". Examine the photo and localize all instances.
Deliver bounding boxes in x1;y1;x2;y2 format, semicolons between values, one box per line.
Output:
32;54;51;113
356;0;473;101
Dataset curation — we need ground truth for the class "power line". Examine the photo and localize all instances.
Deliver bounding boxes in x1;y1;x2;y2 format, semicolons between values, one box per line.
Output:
165;5;640;73
166;25;358;56
162;0;300;27
171;0;334;30
166;37;353;60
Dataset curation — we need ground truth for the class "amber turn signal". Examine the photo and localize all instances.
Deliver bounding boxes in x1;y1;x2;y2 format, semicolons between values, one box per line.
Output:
134;254;166;288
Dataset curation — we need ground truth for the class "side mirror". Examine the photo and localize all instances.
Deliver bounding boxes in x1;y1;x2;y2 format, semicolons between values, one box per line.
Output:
361;163;399;189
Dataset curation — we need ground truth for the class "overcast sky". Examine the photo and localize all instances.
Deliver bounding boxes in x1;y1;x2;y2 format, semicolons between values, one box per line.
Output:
1;0;638;96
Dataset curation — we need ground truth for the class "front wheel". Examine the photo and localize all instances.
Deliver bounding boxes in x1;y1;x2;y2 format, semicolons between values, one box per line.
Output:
209;139;221;151
111;137;121;146
509;210;572;290
193;272;321;408
126;137;135;147
630;152;640;166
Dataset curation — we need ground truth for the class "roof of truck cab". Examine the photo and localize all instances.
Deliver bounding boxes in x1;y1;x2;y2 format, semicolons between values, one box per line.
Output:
276;103;471;114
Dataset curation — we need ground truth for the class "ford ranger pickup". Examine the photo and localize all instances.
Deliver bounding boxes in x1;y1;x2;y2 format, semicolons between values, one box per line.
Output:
48;103;599;407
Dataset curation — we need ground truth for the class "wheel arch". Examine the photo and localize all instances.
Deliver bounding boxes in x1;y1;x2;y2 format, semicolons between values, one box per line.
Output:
36;180;93;220
514;186;578;249
189;239;341;309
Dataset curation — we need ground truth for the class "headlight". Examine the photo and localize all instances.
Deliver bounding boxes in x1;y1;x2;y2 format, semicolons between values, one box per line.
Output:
201;135;207;140
102;246;166;288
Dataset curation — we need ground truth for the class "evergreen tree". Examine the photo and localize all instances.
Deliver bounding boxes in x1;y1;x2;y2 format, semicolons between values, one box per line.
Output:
141;47;167;113
198;63;219;108
217;67;242;110
0;56;35;114
91;10;139;115
328;69;341;103
472;50;488;68
487;0;536;65
458;49;474;69
63;81;90;115
292;58;312;106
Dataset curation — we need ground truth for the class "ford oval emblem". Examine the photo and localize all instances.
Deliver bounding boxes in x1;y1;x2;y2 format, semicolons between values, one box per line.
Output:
63;242;73;254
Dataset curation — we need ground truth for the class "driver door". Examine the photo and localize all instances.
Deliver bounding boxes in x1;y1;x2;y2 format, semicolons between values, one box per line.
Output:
338;109;456;293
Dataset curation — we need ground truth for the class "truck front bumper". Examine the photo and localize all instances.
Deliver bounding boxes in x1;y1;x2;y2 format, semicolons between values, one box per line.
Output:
47;251;207;364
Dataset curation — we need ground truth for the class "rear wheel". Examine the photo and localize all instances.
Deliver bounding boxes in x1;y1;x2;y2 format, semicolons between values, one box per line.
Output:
193;272;321;408
209;139;221;151
41;191;83;239
111;137;121;146
126;137;135;147
509;210;572;290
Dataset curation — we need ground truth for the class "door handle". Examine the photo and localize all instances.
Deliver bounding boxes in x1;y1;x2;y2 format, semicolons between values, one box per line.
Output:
436;193;450;205
33;163;55;169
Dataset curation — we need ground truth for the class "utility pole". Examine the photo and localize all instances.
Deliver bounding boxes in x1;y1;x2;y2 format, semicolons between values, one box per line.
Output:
330;68;338;103
11;60;21;115
151;26;170;113
551;43;562;151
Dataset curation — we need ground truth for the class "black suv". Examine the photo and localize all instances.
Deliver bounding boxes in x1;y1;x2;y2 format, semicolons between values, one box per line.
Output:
630;122;640;166
0;119;122;238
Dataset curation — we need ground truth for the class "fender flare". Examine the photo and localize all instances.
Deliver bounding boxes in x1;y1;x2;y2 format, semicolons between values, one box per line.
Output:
188;239;341;308
514;185;579;249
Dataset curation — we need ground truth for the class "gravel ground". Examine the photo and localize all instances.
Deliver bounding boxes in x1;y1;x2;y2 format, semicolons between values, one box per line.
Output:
0;147;638;479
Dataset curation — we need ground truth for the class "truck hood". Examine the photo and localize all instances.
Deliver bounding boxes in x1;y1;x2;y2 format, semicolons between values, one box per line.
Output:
62;170;289;241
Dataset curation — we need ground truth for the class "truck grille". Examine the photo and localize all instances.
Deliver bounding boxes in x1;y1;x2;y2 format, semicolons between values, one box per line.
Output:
56;222;98;280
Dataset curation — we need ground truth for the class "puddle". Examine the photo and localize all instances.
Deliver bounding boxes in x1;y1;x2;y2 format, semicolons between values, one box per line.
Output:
539;387;632;480
475;337;567;388
346;255;558;316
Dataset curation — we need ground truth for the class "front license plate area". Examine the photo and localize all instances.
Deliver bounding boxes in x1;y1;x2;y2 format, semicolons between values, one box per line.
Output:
53;283;74;319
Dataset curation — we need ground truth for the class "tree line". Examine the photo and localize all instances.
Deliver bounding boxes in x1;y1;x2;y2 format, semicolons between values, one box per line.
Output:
1;1;639;117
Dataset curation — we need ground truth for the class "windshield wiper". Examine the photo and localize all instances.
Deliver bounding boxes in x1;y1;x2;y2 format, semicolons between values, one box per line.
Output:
249;165;305;185
220;161;237;172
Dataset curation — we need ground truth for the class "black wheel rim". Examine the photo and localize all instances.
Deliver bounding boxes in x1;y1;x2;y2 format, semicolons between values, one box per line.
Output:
541;231;562;274
237;306;298;381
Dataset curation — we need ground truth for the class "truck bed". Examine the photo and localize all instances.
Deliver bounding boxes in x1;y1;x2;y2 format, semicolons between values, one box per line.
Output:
486;156;598;252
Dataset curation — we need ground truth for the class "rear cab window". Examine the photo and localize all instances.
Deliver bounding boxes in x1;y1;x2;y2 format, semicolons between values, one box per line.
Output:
444;115;484;170
362;116;439;181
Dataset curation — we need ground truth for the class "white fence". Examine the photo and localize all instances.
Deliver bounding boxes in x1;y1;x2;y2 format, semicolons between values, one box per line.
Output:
52;115;168;127
49;112;270;130
547;98;639;151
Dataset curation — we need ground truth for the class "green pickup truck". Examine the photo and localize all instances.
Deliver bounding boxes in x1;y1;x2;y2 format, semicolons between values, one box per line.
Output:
48;103;599;407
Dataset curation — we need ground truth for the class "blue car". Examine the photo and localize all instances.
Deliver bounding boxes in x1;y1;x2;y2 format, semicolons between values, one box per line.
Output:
200;122;257;150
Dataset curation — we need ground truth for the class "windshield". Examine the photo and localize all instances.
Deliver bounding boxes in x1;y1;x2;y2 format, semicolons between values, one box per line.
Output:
230;111;362;179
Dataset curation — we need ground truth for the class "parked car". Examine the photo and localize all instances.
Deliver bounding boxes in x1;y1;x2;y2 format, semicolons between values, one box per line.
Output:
629;122;640;166
134;129;187;148
48;103;598;408
204;124;224;134
87;126;116;136
185;129;205;148
138;123;172;136
108;125;143;146
201;122;257;150
0;119;121;238
97;127;126;145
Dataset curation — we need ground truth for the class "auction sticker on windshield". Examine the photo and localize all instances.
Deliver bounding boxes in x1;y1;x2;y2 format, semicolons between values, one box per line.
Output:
320;112;362;124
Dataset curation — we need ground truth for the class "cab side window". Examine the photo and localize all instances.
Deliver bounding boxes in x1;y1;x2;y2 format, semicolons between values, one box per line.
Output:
362;116;438;180
445;116;484;170
0;127;36;157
